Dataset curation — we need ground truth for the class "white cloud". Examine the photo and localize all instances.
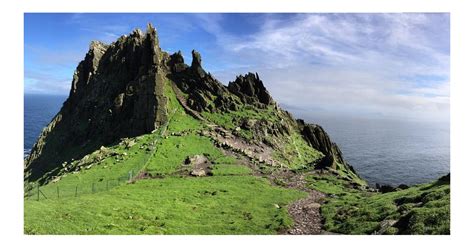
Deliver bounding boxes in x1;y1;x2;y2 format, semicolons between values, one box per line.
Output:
204;13;450;121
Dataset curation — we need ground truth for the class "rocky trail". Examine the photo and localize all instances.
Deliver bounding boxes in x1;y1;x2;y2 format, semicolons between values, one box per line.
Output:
285;190;325;234
219;146;329;235
269;171;328;235
152;77;330;234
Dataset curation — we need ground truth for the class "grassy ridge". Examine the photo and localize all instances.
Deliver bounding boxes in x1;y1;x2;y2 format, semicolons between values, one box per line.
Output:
307;174;450;234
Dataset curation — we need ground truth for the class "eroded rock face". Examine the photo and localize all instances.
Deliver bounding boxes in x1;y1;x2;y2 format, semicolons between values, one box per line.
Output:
228;73;274;107
167;52;275;113
296;119;352;171
167;50;234;112
25;23;168;183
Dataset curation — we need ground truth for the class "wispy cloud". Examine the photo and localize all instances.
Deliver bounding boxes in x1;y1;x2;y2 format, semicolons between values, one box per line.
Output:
201;13;450;121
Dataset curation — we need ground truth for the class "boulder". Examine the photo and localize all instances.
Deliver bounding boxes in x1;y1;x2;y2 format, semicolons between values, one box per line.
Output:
184;155;208;166
190;168;206;177
376;183;396;193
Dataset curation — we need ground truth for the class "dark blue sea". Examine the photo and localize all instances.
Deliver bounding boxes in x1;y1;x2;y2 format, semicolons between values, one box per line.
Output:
24;94;450;186
300;114;450;186
24;94;67;157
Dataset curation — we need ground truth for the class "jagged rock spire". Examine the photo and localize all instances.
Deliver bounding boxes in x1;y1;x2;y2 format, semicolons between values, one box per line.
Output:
228;72;274;107
191;49;206;78
191;49;201;68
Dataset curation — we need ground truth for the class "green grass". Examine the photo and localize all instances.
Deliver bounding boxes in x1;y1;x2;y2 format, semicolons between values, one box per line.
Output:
164;79;204;133
144;134;227;175
202;103;323;170
25;79;309;234
145;79;237;175
24;176;306;234
325;163;368;187
211;164;253;176
306;174;357;195
308;174;450;234
273;133;323;169
201;104;280;140
25;132;161;199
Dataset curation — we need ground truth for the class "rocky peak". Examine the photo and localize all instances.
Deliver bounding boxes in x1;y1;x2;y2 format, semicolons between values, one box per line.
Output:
25;23;168;183
191;49;202;69
228;72;274;107
168;51;188;73
146;23;161;64
68;41;108;96
191;49;206;78
89;40;109;53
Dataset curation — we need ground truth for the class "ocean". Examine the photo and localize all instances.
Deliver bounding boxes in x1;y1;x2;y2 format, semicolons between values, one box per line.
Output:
301;114;450;186
24;94;450;186
24;94;67;157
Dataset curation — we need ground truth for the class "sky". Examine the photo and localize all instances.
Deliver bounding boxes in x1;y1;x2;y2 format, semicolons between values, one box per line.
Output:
24;13;450;122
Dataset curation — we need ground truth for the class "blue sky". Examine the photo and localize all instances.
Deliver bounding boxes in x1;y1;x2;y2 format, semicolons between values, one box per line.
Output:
24;13;450;121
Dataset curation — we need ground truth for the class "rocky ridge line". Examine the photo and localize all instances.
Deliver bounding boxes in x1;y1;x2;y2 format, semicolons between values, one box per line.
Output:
26;23;360;185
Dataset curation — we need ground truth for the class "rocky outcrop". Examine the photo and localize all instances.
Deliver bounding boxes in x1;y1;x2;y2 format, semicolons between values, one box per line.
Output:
25;23;168;183
167;50;236;112
228;73;274;107
296;119;354;172
167;52;275;113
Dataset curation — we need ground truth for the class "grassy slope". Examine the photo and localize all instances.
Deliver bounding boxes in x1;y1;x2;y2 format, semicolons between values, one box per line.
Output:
24;80;306;234
25;177;304;234
201;104;279;141
26;132;160;199
272;133;323;169
307;174;450;234
202;105;323;169
144;79;236;176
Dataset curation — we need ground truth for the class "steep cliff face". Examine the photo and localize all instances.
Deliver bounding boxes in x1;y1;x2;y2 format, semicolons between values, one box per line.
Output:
25;24;168;182
25;23;360;184
297;120;345;168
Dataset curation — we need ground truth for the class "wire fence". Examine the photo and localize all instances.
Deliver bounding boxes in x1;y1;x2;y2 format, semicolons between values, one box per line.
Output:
24;169;139;201
25;109;176;201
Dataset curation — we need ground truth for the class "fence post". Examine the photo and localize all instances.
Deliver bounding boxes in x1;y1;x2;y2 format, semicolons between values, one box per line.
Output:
37;184;40;201
75;185;78;197
57;186;59;199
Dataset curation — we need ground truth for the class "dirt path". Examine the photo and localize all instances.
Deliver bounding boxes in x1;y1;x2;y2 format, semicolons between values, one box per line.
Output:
286;190;325;234
219;140;328;234
168;81;329;234
267;171;326;235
